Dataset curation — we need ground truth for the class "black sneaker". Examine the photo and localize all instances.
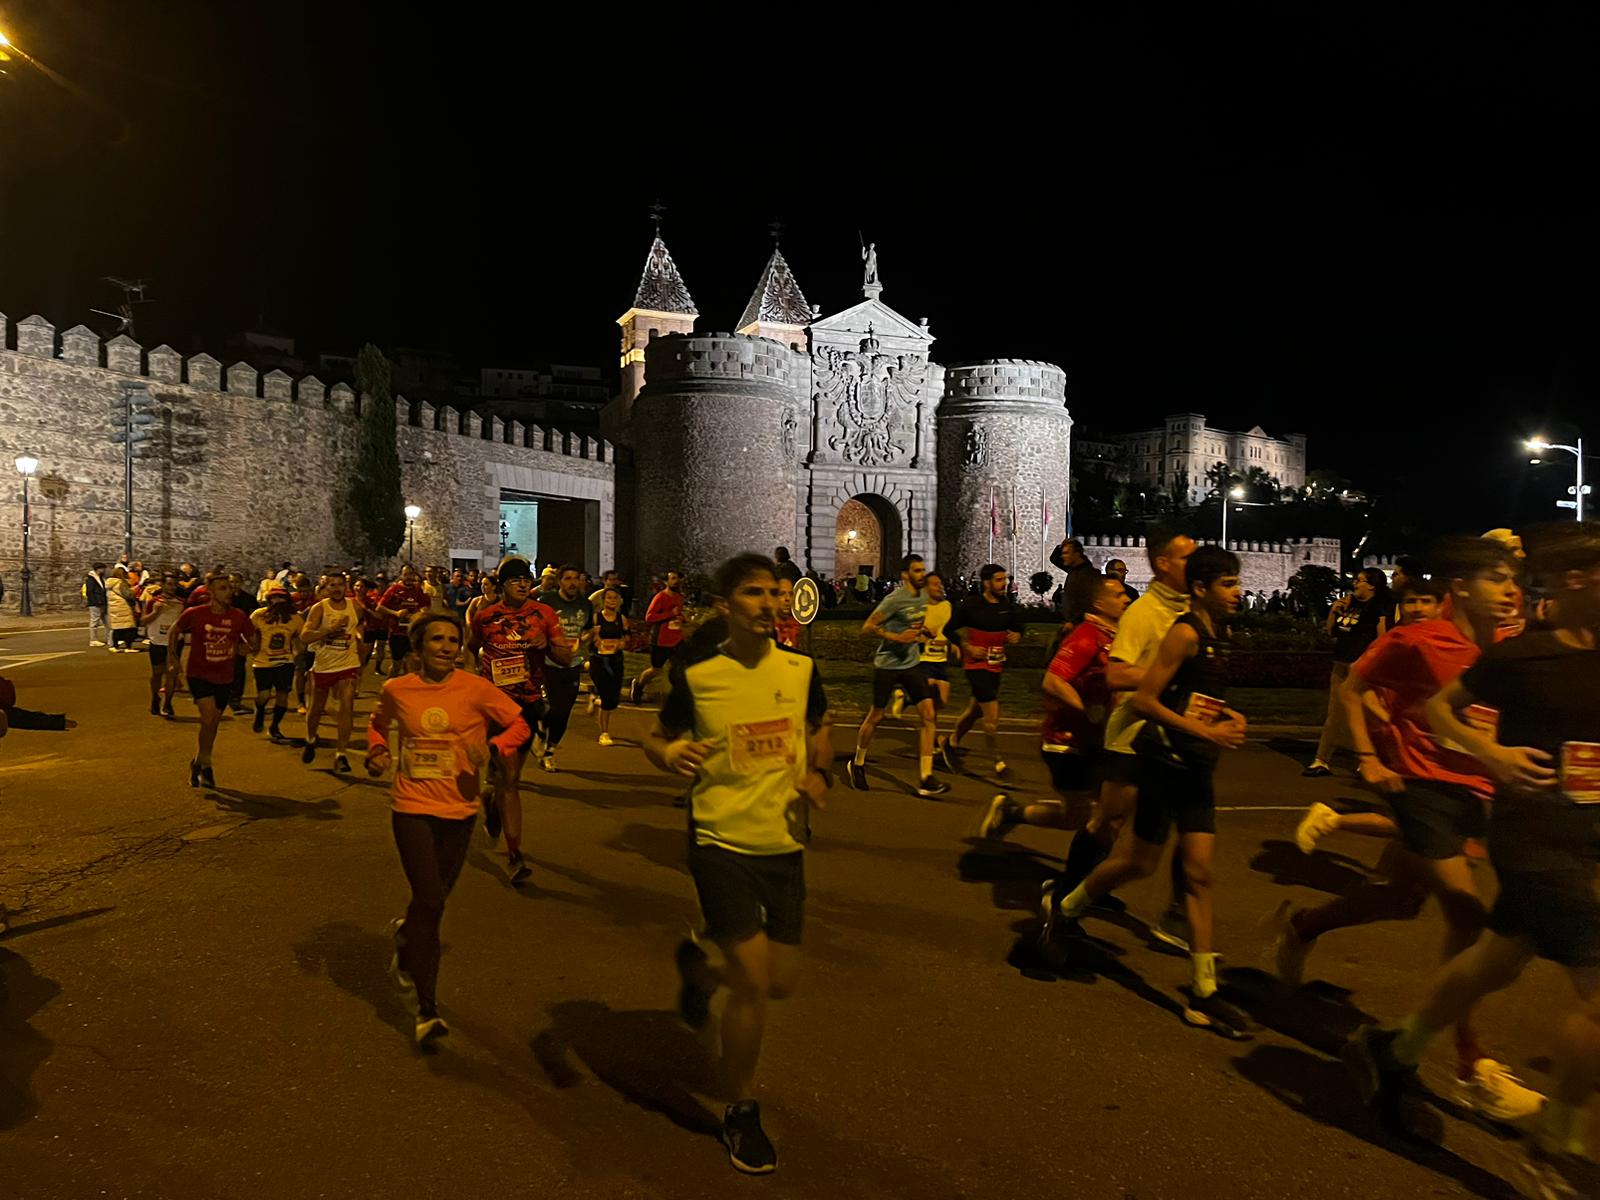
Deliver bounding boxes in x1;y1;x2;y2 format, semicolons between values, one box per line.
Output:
230;703;249;717
269;728;285;744
845;761;868;791
977;794;1020;839
628;677;642;705
1342;1025;1416;1108
508;854;532;886
301;741;317;765
482;795;503;842
334;753;352;774
721;1100;777;1175
162;703;175;719
939;738;963;773
199;764;216;789
1183;991;1253;1040
674;937;714;1031
252;710;265;734
916;776;951;799
150;699;161;717
189;758;201;788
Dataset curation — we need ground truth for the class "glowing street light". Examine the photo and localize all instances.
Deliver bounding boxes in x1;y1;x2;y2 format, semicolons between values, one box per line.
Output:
15;454;38;617
1221;485;1245;547
404;504;421;563
1525;434;1586;521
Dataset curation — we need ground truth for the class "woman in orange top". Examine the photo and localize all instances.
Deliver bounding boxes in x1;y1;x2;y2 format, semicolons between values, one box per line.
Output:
365;611;530;1045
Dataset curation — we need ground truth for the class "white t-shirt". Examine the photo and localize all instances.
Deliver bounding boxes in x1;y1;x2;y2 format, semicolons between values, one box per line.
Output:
146;601;183;647
307;599;361;673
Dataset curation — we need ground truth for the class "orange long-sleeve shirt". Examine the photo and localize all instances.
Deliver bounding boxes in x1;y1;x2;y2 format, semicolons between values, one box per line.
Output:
368;669;531;819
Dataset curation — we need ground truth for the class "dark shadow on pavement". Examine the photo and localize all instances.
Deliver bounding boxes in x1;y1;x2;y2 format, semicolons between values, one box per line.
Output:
207;788;343;822
292;920;413;1044
1010;926;1190;1021
531;1000;722;1137
603;823;687;874
956;842;1060;914
531;780;680;811
1233;1043;1517;1199
1263;736;1318;764
1218;965;1375;1057
0;946;59;1129
1250;838;1372;895
0;906;114;942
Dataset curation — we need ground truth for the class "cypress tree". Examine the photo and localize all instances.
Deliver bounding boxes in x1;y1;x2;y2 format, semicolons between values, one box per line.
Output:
351;344;406;559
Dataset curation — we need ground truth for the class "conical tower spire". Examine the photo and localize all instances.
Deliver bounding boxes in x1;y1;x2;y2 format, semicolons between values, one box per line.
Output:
736;245;811;332
617;205;699;411
632;207;697;315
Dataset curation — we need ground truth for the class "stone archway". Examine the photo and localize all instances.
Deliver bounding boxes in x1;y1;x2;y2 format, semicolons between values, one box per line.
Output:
807;471;923;583
834;494;901;578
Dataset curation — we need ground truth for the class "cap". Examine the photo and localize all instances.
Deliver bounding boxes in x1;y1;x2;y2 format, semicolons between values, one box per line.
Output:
540;565;559;579
497;555;534;583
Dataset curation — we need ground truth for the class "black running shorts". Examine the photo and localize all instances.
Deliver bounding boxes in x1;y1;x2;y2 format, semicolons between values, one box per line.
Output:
187;677;233;705
1488;867;1600;968
650;644;675;669
1131;756;1216;844
919;660;948;684
871;667;929;710
363;627;385;644
965;669;1002;704
688;841;804;946
1101;751;1141;786
148;644;169;669
1390;780;1488;861
387;634;411;662
1042;746;1096;795
253;664;295;693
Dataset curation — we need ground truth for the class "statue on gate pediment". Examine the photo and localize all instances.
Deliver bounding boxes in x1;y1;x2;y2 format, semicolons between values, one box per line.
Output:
815;327;928;467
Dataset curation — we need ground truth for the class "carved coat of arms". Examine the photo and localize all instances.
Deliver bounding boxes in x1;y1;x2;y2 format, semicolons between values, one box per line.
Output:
814;330;927;467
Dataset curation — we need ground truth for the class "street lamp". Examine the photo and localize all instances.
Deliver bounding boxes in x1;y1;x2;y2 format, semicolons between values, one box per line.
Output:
1525;435;1587;521
404;504;421;563
15;454;37;617
1221;485;1245;547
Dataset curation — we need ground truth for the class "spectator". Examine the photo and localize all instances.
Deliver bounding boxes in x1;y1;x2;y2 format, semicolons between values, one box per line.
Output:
1388;556;1423;626
105;566;140;652
1103;558;1140;604
1266;589;1285;614
1049;538;1094;619
852;566;872;605
1304;567;1391;777
773;546;803;585
84;563;110;648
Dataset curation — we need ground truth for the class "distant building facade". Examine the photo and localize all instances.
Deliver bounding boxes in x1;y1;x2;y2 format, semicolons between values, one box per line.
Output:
1079;413;1307;505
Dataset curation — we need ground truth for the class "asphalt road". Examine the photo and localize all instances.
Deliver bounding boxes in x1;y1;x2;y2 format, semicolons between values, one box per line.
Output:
0;629;1575;1199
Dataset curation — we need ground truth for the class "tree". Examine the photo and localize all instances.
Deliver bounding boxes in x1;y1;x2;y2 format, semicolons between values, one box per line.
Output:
351;345;406;560
1288;563;1341;619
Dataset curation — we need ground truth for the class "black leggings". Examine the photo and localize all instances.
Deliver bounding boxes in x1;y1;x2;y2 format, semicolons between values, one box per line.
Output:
391;811;475;1013
591;654;624;710
541;668;580;749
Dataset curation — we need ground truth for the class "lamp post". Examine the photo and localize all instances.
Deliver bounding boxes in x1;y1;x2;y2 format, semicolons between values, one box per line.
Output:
404;504;421;564
1220;485;1245;547
15;454;37;617
1526;434;1587;521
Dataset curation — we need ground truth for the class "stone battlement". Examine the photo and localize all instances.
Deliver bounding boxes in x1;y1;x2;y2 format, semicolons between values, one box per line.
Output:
942;358;1067;404
1078;534;1341;555
640;331;799;389
0;311;608;465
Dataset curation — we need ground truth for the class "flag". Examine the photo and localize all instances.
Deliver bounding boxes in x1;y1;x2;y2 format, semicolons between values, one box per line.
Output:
990;488;999;539
1042;490;1051;536
1009;485;1018;539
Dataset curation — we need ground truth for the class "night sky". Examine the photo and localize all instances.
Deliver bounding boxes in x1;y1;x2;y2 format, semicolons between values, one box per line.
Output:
2;4;1595;536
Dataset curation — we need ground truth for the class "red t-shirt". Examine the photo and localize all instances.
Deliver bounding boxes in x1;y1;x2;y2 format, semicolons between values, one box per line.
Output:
173;605;254;684
470;599;568;704
379;583;429;629
1352;617;1494;799
1041;620;1115;749
646;589;686;649
774;614;802;651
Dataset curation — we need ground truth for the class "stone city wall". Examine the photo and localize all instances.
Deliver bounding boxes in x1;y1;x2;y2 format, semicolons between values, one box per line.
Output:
0;312;613;611
1073;534;1342;596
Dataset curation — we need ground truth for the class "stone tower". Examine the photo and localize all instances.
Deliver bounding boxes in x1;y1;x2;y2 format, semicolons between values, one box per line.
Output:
936;360;1071;582
615;228;697;423
630;332;802;586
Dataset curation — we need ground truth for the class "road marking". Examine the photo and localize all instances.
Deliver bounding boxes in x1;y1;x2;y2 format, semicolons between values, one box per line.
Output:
0;651;82;671
1216;806;1315;812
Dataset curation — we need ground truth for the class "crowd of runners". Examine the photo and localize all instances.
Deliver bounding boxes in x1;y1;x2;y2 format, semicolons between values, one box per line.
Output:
74;519;1600;1192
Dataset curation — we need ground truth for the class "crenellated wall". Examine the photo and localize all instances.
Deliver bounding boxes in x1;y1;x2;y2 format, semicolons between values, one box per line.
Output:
1071;534;1342;595
0;313;614;611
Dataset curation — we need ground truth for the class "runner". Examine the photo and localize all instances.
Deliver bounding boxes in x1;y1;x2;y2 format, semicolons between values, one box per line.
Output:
169;573;254;787
290;572;319;711
630;569;685;704
248;585;303;742
942;564;1027;780
365;610;531;1046
980;569;1130;847
917;572;952;741
846;553;950;798
1050;531;1197;950
774;577;803;652
1345;523;1600;1195
299;573;362;771
462;572;498;672
644;553;833;1175
588;586;629;746
141;573;185;718
467;555;571;883
1045;545;1253;1038
1274;536;1540;1121
537;565;595;771
375;564;431;680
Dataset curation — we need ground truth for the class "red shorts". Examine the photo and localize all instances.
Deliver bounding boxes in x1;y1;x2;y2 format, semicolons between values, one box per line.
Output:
312;668;359;691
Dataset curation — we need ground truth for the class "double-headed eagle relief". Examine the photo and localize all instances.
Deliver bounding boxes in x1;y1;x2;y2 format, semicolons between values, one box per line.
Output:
815;328;928;467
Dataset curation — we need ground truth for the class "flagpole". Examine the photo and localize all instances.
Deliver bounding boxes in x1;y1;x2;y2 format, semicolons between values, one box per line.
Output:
1010;483;1018;585
988;486;994;564
1040;484;1046;572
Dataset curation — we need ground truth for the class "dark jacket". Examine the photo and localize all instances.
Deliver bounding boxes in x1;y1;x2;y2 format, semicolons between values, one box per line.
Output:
84;572;106;609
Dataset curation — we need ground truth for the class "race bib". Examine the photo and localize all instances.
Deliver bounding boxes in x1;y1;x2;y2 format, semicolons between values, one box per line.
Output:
402;738;456;780
929;639;948;653
986;646;1007;666
1184;692;1226;724
1465;704;1500;741
667;619;683;631
597;638;622;655
490;655;529;687
730;718;797;774
1561;742;1600;804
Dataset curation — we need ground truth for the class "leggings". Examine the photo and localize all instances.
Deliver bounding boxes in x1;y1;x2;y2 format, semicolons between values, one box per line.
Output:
391;811;476;1013
541;668;580;749
591;654;624;710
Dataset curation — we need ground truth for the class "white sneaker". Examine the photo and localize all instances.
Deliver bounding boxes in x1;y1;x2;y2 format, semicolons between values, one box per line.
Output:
1295;802;1342;854
588;696;600;717
598;733;614;747
1450;1058;1545;1123
90;640;106;647
541;753;557;772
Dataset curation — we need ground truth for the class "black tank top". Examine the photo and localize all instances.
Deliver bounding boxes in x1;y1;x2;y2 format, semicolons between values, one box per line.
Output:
595;613;626;655
1150;611;1231;767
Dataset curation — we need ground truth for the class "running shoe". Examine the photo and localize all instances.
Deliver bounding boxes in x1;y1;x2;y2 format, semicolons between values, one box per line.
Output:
230;703;249;716
1295;802;1341;854
540;753;557;773
296;704;307;715
188;758;201;788
674;936;714;1030
415;1013;449;1047
977;794;1020;840
1301;761;1332;778
939;738;963;773
1152;908;1192;953
482;795;502;843
301;741;317;765
1268;902;1310;989
721;1100;777;1175
162;703;175;719
588;696;600;717
916;776;951;799
150;699;161;717
846;761;868;791
993;759;1014;781
90;640;105;647
386;918;419;1015
628;678;642;705
199;764;215;789
1448;1058;1544;1123
508;854;532;886
1513;1139;1599;1200
598;733;614;747
1342;1025;1417;1109
1182;991;1253;1040
888;689;905;719
251;709;265;734
334;753;352;774
1038;879;1060;945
